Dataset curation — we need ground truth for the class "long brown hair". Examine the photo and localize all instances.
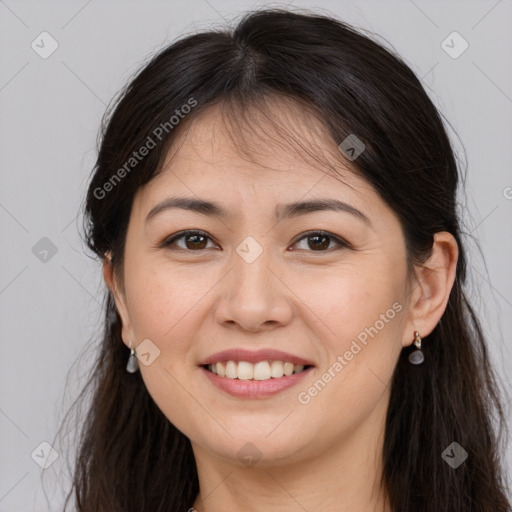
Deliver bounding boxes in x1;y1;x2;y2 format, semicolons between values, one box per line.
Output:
56;8;510;511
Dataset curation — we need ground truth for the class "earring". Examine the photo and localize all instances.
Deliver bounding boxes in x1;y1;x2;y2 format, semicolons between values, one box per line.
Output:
126;340;139;373
408;330;424;365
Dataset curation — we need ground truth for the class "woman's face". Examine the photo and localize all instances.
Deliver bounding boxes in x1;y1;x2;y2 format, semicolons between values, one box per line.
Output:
110;101;416;467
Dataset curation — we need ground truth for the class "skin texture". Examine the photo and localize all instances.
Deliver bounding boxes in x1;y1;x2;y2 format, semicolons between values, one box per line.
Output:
103;99;458;512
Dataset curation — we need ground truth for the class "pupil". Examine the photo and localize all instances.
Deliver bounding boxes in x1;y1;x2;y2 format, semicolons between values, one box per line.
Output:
187;234;207;249
309;235;329;250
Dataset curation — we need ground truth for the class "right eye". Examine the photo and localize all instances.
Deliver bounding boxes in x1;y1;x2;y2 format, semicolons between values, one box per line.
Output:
160;230;218;251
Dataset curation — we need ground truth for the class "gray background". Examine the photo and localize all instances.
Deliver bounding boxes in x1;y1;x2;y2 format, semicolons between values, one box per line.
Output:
1;0;511;510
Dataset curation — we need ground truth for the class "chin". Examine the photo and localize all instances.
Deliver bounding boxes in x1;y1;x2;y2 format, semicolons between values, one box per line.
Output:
194;424;315;468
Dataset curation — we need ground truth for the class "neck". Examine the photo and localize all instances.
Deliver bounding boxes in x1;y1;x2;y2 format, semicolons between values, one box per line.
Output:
191;393;392;512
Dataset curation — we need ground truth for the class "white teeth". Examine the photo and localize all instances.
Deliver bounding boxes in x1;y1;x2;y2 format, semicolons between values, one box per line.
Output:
283;362;294;376
209;360;308;380
225;360;238;379
237;361;253;380
253;361;271;380
217;361;226;377
270;361;284;378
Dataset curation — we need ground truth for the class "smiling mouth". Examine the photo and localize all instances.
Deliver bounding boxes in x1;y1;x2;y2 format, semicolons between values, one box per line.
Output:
202;360;313;381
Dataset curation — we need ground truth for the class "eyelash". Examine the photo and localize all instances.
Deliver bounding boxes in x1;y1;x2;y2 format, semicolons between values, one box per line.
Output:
159;229;351;253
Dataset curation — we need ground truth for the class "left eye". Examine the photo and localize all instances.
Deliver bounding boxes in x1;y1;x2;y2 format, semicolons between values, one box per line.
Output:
292;231;349;251
160;230;349;252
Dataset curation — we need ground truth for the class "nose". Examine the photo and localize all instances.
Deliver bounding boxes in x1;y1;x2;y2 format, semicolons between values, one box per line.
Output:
214;244;294;333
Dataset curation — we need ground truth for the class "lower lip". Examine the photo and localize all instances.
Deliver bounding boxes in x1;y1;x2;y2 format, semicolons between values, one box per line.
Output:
200;366;313;399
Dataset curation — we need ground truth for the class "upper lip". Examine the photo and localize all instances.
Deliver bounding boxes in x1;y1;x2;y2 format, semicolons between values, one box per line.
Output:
199;348;315;366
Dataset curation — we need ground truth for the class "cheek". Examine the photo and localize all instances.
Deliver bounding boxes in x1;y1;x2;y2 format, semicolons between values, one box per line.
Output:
122;240;408;448
297;257;405;342
123;263;214;436
125;265;203;352
295;256;406;418
125;247;407;368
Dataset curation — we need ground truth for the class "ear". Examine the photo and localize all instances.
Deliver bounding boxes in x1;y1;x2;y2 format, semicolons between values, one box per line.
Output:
401;232;459;346
103;252;134;348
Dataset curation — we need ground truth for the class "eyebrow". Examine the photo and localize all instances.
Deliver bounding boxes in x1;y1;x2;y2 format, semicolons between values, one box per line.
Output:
145;196;371;226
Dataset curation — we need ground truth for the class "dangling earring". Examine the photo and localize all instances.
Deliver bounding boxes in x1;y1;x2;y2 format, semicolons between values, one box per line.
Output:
126;340;139;373
408;330;424;365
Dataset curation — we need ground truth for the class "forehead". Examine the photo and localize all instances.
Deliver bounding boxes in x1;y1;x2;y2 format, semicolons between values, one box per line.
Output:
137;96;374;204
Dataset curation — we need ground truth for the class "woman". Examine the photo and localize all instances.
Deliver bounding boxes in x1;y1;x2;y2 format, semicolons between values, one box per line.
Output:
61;8;510;512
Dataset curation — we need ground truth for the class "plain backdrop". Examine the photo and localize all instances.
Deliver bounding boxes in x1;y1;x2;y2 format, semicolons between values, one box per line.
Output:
0;0;511;510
